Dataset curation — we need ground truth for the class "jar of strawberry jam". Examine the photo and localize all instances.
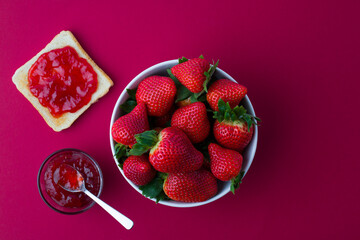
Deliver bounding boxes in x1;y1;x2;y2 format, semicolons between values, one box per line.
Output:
37;149;103;214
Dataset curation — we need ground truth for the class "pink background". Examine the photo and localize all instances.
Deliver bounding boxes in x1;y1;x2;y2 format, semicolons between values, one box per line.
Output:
1;0;359;239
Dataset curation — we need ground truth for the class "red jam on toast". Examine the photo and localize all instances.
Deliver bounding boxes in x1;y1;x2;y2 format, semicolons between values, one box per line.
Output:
28;46;98;118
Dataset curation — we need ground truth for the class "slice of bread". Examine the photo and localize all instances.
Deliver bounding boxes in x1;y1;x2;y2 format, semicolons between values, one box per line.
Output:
12;30;113;132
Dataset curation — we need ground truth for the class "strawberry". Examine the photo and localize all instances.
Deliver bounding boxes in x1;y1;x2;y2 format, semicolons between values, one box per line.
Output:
208;143;245;193
214;120;254;152
171;57;210;93
163;169;217;202
208;143;243;181
129;127;203;173
111;102;150;147
207;79;247;111
123;155;156;186
213;99;260;152
170;102;210;143
136;76;177;117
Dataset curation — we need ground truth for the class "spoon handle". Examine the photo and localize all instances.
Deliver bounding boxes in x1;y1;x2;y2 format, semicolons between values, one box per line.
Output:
84;189;134;230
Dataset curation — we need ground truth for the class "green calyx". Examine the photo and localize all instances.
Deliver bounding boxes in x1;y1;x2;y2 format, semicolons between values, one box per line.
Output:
129;130;159;156
167;68;182;88
178;57;189;63
213;99;261;132
202;59;219;93
120;88;137;113
139;172;169;203
175;85;193;103
178;55;204;63
230;171;245;194
114;143;130;169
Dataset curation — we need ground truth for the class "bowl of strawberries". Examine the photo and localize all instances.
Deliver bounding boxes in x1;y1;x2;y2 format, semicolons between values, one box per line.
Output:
110;56;260;207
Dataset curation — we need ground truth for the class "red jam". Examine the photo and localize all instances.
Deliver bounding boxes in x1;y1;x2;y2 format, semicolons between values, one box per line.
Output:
43;150;101;208
55;164;84;191
28;46;98;118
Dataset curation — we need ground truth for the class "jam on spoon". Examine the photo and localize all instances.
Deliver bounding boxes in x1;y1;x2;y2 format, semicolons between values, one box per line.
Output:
57;164;134;230
56;164;84;191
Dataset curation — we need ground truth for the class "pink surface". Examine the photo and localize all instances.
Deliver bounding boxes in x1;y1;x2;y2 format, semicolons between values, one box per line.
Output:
0;0;359;239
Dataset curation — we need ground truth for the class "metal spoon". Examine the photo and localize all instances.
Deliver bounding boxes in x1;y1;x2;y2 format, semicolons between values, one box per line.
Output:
57;164;134;230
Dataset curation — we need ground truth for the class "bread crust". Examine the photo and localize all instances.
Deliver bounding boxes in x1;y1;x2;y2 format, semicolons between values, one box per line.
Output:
12;31;113;131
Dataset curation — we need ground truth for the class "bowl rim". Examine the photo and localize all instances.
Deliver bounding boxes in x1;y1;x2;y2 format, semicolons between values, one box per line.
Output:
37;148;104;214
109;59;258;208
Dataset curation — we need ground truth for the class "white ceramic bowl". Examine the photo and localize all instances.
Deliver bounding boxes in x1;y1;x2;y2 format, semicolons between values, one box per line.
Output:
110;59;258;207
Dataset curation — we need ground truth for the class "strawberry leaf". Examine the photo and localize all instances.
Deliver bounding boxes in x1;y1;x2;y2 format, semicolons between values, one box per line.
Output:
203;59;219;93
178;57;188;63
254;116;262;122
199;54;204;59
213;99;261;131
139;174;169;203
120;100;137;113
176;85;193;102
235;106;261;131
167;68;182;88
190;94;198;103
188;90;207;103
224;110;231;121
126;88;137;100
213;111;223;122
197;93;207;102
232;105;247;118
139;177;163;201
155;192;169;203
230;111;238;122
217;99;228;116
114;143;129;169
129;130;159;156
230;171;245;194
119;88;138;113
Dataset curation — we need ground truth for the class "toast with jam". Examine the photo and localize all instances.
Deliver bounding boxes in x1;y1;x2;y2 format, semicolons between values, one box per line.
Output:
12;31;113;131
